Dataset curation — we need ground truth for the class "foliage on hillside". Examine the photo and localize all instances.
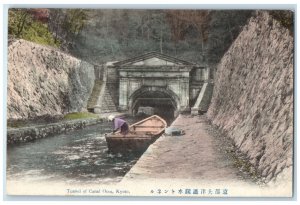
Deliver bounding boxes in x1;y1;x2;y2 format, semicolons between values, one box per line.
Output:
8;9;60;47
9;9;293;66
65;9;253;65
8;8;88;48
48;9;87;49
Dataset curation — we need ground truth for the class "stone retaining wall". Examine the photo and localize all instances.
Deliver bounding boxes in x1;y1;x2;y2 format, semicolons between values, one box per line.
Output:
207;11;293;184
7;39;95;120
7;118;105;144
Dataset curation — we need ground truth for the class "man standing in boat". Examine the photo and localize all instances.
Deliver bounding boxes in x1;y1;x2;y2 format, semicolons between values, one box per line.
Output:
108;115;129;136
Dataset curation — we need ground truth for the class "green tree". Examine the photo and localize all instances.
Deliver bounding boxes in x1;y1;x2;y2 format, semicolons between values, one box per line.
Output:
48;9;64;44
8;9;31;38
47;9;88;50
8;8;60;47
62;9;87;42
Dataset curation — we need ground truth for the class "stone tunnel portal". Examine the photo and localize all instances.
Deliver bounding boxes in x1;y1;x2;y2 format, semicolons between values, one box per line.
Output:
104;52;210;118
129;87;180;120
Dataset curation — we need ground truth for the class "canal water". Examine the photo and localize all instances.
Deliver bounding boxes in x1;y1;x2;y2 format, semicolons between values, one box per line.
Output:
6;116;153;185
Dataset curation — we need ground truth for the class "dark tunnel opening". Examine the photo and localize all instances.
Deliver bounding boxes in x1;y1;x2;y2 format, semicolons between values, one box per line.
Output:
131;90;177;125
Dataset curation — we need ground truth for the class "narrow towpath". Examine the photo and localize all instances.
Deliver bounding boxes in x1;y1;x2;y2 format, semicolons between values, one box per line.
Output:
121;114;258;193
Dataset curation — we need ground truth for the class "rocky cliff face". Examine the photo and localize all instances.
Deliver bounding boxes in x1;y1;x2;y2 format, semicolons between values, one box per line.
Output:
207;12;293;184
7;39;95;120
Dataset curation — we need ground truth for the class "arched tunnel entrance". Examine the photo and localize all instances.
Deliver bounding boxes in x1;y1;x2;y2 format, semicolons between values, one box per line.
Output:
129;87;179;123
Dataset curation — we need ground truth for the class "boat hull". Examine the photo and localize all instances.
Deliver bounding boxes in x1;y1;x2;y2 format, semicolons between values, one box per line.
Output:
105;134;160;153
105;115;166;153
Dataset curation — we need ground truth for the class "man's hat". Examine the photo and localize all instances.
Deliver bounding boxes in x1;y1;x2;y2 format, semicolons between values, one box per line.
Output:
108;115;115;121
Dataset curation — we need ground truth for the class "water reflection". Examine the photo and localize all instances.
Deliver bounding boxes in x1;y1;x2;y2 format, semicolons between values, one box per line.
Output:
7;120;142;185
7;115;173;185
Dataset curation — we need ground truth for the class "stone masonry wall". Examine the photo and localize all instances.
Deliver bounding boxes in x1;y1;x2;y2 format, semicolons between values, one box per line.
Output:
7;118;106;144
106;64;119;107
207;11;293;183
7;39;95;120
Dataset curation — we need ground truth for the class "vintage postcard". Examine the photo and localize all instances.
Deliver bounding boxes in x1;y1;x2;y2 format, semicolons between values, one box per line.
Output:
5;7;294;198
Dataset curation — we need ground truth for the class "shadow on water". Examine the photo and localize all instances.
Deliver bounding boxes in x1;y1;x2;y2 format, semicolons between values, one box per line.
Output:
6;115;175;185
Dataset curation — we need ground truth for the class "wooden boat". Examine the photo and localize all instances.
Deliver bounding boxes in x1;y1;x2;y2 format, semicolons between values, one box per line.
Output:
105;115;167;153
